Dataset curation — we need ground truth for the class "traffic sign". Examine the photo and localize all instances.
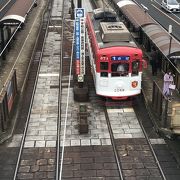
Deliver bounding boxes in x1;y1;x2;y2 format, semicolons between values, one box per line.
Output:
75;8;85;19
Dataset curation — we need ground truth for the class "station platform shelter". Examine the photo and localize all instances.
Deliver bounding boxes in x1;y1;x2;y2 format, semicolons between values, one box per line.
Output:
0;0;37;61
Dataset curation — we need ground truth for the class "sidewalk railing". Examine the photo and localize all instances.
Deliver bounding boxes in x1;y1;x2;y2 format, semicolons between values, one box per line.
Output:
152;81;169;128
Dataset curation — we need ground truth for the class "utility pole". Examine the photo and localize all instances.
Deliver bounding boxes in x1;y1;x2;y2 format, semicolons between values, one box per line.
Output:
77;0;82;8
70;0;75;19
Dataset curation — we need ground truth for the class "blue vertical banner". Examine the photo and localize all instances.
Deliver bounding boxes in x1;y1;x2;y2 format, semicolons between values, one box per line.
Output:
75;18;80;74
75;8;85;77
80;18;85;75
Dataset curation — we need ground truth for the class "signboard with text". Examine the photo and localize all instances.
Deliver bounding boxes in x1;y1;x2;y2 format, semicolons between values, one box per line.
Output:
75;8;85;78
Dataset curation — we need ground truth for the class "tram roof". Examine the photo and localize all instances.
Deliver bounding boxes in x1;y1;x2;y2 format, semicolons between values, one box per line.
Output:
0;0;37;24
89;12;137;49
143;24;180;57
116;0;156;30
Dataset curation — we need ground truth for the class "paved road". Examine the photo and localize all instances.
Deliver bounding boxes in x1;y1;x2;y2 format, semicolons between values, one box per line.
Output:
0;0;16;19
134;0;180;41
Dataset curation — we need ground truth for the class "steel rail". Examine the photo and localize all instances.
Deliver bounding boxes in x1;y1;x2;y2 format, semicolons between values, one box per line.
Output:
12;1;52;179
58;22;74;180
55;0;65;178
104;107;124;180
133;101;167;180
104;101;166;180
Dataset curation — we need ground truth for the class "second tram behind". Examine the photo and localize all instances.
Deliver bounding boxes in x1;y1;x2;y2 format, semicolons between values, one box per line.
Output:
86;8;147;100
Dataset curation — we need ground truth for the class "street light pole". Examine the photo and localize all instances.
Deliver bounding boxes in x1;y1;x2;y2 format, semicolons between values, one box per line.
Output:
141;3;148;12
141;4;148;45
168;25;172;55
141;4;148;28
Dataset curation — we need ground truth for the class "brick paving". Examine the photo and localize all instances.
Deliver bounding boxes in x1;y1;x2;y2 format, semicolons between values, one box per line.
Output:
61;146;119;179
116;138;163;179
17;148;56;180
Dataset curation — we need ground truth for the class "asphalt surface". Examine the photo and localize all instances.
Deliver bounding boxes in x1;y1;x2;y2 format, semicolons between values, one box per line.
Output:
134;0;180;41
0;0;16;20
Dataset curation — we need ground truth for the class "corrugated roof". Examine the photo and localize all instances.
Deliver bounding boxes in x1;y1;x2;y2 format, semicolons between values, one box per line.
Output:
117;0;156;30
0;0;37;24
143;24;180;57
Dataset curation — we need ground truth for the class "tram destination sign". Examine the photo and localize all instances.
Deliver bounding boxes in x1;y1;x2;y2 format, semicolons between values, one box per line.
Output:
111;56;130;61
75;8;85;77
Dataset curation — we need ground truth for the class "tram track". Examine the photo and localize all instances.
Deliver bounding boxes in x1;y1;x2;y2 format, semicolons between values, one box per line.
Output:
12;1;53;179
85;40;166;178
88;2;166;179
11;0;73;179
82;1;167;178
95;1;180;179
79;59;167;179
10;1;72;180
101;101;166;179
104;107;124;179
56;0;74;179
133;98;166;179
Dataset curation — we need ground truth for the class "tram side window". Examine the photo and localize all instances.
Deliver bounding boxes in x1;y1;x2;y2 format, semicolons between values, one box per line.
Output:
100;62;108;77
132;61;139;76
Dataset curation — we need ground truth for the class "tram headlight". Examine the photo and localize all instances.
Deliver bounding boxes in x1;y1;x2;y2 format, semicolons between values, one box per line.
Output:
132;81;138;88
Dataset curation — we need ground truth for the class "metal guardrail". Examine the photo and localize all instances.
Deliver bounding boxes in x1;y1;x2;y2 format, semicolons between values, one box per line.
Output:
152;81;169;128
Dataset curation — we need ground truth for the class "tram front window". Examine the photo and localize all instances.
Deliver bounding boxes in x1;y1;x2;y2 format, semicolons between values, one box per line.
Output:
111;63;129;76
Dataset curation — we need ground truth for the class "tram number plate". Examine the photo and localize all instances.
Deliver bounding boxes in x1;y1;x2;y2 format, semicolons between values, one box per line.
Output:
114;88;124;92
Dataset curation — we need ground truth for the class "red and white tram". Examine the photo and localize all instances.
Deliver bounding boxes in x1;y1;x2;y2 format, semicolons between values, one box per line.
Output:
86;8;147;100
